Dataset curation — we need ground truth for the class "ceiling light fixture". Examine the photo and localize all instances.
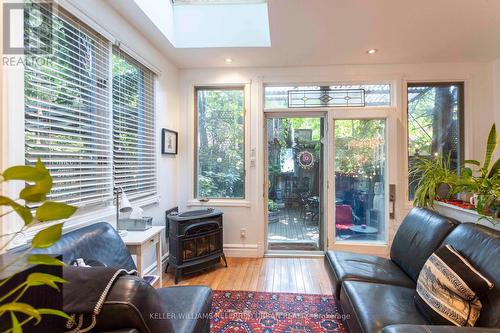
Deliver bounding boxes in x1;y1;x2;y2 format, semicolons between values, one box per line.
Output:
225;57;233;63
367;49;378;55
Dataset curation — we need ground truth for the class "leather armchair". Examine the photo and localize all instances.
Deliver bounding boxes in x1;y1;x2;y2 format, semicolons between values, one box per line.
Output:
33;222;212;333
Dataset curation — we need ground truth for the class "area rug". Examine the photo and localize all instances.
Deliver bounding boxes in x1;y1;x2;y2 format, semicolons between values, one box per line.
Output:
210;290;348;333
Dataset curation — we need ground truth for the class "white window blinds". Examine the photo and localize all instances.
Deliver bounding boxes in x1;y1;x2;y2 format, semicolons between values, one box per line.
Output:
112;47;157;199
24;7;113;206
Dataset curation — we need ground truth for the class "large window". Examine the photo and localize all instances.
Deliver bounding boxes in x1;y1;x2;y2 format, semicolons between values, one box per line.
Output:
24;6;157;206
112;48;156;200
195;87;245;199
24;7;112;205
407;83;464;200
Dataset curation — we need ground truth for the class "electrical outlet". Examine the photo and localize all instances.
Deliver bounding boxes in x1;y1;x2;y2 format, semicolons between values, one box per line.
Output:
240;228;247;238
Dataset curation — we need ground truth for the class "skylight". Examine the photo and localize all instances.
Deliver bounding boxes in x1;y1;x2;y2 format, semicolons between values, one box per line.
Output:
134;0;270;48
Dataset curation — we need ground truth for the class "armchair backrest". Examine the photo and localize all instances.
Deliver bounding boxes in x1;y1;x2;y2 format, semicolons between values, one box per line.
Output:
32;222;136;271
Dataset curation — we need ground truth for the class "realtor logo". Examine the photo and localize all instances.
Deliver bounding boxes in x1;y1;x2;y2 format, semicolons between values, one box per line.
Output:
3;0;53;55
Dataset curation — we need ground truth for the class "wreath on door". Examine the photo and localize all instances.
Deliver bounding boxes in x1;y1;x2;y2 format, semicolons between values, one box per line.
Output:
298;151;314;170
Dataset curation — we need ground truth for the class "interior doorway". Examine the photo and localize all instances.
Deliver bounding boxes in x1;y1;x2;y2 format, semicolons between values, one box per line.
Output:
265;116;325;251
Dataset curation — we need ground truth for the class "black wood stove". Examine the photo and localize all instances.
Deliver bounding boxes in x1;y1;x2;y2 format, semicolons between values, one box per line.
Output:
166;208;227;283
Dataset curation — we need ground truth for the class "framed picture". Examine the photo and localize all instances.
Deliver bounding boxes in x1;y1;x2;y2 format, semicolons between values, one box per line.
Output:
161;129;178;155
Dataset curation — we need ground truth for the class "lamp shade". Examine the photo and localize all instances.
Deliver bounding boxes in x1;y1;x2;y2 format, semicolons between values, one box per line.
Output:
119;191;132;213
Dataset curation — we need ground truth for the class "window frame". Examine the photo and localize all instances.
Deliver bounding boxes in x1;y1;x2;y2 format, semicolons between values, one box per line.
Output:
193;85;247;200
406;81;465;202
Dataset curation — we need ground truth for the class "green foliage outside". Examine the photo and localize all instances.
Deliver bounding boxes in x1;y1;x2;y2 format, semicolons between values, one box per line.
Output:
0;160;77;333
196;89;245;198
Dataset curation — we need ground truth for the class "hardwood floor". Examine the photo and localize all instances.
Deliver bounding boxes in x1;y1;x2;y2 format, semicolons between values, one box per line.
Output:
162;257;334;295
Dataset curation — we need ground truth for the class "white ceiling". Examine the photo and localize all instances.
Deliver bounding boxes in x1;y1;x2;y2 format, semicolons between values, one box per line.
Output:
111;0;500;69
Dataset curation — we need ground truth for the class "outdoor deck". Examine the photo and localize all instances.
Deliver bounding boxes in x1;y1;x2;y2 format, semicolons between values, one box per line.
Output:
268;208;319;250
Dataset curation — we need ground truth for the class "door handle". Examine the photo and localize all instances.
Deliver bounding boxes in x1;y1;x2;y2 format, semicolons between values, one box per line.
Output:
389;184;395;219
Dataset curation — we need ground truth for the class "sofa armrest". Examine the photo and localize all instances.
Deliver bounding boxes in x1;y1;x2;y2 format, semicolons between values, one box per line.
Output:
382;325;499;333
94;275;174;333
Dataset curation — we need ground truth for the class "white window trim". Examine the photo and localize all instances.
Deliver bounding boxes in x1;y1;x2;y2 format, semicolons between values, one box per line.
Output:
188;82;251;207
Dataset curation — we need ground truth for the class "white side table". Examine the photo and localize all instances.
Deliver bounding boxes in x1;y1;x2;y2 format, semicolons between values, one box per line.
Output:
120;226;165;287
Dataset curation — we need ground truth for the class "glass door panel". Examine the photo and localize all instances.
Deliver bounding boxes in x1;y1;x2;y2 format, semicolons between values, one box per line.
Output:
334;119;387;242
266;117;324;251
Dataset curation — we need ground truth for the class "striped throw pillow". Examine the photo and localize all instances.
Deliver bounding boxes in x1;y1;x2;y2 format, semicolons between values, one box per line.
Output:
415;244;494;327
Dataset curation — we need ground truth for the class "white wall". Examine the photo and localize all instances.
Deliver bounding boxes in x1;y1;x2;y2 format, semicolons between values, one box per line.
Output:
178;61;496;257
0;0;180;273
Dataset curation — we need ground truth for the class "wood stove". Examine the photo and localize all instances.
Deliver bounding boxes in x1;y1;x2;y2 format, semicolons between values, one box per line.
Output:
166;208;226;283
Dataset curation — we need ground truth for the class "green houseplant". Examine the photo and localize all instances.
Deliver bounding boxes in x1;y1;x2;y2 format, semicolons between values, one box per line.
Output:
410;153;458;208
411;123;499;225
0;159;77;332
457;124;499;223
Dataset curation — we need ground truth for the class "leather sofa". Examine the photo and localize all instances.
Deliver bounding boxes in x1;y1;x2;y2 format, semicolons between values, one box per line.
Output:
325;208;500;333
33;222;212;333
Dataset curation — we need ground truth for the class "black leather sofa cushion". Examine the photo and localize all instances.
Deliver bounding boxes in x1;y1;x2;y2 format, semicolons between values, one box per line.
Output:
325;251;415;297
440;223;500;328
390;208;458;282
158;286;212;333
382;325;500;333
32;222;136;271
340;281;427;333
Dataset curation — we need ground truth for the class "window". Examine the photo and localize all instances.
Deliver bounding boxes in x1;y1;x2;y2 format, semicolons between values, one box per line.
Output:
195;87;245;199
264;84;392;109
112;47;156;200
407;83;464;200
24;6;157;206
25;7;112;205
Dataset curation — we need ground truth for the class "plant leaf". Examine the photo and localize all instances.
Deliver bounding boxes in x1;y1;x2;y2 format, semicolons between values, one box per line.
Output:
0;303;41;324
2;165;46;182
483;124;497;173
35;202;77;222
464;159;481;166
488;157;500;178
31;223;63;248
10;312;21;333
37;308;71;320
26;273;67;291
0;196;33;225
20;160;52;203
27;254;65;267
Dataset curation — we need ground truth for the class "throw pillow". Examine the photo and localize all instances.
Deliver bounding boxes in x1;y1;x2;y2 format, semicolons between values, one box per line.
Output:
415;244;494;327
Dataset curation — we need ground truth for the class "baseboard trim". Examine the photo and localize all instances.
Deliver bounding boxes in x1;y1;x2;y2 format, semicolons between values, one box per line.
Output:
223;243;263;257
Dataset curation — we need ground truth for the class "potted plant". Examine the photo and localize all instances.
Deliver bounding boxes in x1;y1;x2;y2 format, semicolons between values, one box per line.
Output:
410;153;458;208
0;160;77;332
457;124;499;223
268;200;280;223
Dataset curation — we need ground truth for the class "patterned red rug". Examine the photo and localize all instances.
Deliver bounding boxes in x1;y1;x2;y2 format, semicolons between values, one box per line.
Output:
210;290;348;333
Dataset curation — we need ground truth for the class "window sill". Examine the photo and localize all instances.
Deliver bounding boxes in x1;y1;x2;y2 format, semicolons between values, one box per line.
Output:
187;199;251;208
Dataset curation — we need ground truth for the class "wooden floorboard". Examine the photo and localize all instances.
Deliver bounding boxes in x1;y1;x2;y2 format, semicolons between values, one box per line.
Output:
163;257;334;295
